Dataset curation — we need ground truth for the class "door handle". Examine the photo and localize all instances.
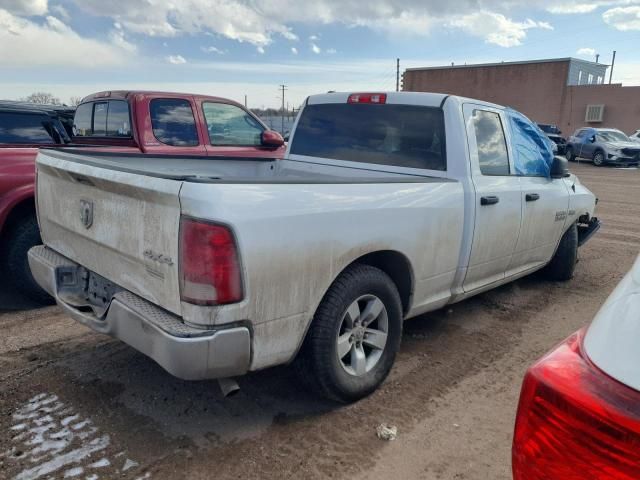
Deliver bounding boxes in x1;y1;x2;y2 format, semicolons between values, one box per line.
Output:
525;193;540;202
480;196;500;206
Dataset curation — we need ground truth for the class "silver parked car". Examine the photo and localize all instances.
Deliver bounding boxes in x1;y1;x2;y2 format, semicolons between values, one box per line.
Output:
566;127;640;166
630;129;640;143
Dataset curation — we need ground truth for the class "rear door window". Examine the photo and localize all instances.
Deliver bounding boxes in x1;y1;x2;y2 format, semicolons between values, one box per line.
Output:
472;110;510;176
92;102;108;136
73;100;131;137
202;102;264;146
290;103;446;170
106;101;131;136
150;99;199;146
0;112;55;144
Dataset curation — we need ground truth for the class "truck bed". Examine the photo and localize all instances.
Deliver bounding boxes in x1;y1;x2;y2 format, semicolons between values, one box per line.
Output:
42;148;447;184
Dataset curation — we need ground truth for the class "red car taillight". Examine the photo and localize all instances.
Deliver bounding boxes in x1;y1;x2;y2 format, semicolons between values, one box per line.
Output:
513;330;640;480
179;217;243;305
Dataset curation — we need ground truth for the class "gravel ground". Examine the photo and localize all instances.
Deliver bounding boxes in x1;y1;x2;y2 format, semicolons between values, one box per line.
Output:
1;162;638;480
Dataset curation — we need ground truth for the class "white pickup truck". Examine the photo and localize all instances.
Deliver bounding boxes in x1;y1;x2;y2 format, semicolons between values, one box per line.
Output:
29;92;599;402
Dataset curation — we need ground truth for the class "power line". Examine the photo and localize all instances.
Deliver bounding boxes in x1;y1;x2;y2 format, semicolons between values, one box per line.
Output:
279;84;288;133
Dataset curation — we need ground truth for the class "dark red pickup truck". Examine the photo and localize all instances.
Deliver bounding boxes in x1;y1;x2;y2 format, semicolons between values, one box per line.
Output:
1;91;285;301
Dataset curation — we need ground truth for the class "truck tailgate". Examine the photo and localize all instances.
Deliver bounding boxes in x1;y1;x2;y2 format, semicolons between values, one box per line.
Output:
36;150;183;315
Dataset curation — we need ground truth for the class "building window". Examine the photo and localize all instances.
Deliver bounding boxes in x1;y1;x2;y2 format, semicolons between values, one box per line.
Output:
597;76;603;84
578;71;583;85
588;73;594;84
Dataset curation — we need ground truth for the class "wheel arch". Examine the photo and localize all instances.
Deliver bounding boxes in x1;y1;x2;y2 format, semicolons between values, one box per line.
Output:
0;195;37;245
289;249;414;365
348;250;414;316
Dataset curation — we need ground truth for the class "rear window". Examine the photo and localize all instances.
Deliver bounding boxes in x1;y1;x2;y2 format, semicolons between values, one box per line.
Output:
0;112;56;144
290;103;446;170
150;98;199;147
73;100;132;137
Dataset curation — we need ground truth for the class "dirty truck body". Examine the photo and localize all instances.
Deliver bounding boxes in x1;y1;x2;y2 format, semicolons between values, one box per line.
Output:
29;92;598;402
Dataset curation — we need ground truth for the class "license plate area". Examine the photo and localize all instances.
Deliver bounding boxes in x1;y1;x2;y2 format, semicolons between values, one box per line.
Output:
56;266;122;317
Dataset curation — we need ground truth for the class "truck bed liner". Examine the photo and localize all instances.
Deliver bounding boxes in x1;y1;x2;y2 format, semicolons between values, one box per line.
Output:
41;148;449;184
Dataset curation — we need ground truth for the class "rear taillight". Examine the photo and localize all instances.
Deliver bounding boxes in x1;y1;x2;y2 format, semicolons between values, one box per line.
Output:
179;217;243;305
347;93;387;104
513;330;640;480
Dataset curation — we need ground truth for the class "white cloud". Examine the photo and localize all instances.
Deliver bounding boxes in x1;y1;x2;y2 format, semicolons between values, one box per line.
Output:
291;47;298;54
109;23;136;52
311;43;321;54
577;47;597;56
50;4;70;22
547;1;640;15
449;11;553;47
309;34;319;40
326;48;337;54
201;45;225;54
166;54;186;64
0;8;132;66
257;46;265;54
603;5;640;30
280;29;298;40
0;0;47;16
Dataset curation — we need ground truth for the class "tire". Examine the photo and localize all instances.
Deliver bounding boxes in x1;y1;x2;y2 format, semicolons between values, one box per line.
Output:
543;223;578;281
2;216;52;303
593;150;605;167
565;147;574;162
294;264;403;403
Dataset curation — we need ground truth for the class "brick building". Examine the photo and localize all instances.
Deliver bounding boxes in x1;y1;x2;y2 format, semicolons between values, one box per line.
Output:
403;58;640;135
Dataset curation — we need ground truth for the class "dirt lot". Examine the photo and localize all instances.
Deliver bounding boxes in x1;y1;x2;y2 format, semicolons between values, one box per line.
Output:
1;162;638;480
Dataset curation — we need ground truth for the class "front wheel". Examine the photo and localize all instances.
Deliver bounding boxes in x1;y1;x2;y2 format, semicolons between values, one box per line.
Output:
294;264;403;403
543;223;578;281
593;150;605;166
565;147;575;162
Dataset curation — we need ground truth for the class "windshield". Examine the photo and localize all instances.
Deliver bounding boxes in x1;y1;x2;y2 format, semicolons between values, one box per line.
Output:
597;131;630;142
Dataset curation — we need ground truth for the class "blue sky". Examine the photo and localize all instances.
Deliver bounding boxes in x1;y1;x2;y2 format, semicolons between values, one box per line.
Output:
1;0;639;107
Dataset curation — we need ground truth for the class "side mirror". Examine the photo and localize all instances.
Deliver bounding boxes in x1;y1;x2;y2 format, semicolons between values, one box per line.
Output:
551;156;570;179
261;130;285;148
589;135;596;143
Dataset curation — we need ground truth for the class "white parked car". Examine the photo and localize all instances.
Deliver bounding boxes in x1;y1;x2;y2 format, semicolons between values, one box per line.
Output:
513;254;640;479
29;92;599;402
630;129;640;143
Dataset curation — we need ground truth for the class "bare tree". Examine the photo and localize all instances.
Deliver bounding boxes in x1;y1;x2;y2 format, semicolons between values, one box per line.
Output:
21;92;61;105
69;96;83;106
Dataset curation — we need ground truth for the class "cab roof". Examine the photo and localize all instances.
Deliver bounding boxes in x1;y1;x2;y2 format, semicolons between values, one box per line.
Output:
305;91;504;110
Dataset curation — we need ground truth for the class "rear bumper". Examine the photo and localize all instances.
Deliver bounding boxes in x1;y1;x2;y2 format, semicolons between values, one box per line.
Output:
28;245;251;380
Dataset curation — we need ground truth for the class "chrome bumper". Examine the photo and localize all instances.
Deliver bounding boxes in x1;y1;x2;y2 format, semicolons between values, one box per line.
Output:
28;245;251;380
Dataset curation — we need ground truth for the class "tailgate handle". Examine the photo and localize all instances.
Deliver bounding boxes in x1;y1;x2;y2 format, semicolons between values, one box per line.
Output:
480;196;500;206
525;193;540;202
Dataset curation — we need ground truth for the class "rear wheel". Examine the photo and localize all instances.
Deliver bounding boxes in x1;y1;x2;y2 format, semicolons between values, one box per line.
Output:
2;216;52;303
593;150;605;166
565;147;575;162
543;223;578;281
294;264;403;403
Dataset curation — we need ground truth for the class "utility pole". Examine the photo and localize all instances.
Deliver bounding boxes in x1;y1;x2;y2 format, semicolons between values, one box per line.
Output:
609;50;616;84
279;84;287;134
595;54;600;64
244;94;247;107
396;58;400;92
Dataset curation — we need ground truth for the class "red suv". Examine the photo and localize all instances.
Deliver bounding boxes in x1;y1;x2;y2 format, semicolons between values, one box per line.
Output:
0;101;74;302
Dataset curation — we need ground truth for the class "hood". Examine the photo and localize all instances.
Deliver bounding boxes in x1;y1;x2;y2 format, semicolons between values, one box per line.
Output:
602;141;640;149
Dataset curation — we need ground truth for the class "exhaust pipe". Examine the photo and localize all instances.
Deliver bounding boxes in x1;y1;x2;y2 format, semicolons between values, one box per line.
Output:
218;378;240;398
